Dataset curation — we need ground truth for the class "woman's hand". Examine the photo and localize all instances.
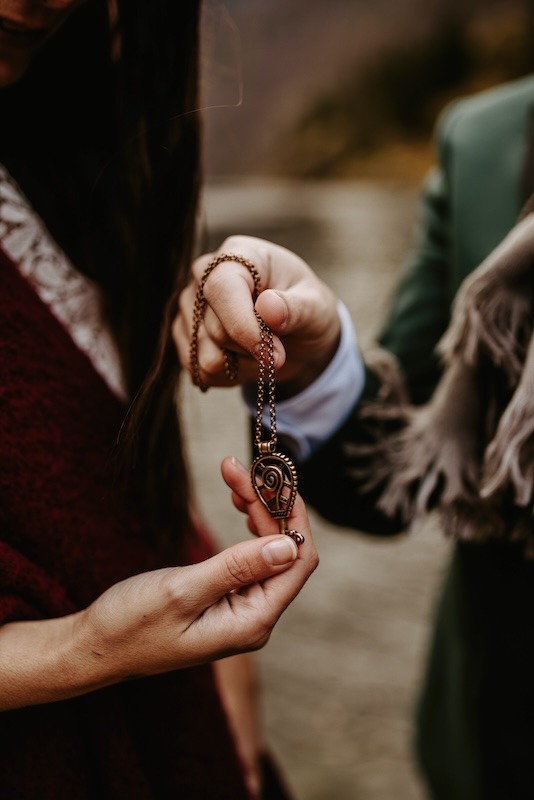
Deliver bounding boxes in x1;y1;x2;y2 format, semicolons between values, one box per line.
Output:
0;458;318;710
173;235;340;397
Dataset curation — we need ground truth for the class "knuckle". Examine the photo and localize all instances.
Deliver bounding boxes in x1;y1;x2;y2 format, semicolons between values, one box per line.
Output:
203;265;233;297
223;318;246;345
202;269;227;303
220;234;252;253
225;551;257;587
234;610;273;652
199;350;223;378
246;625;272;652
160;570;189;609
204;313;226;345
192;254;212;280
177;287;190;317
170;315;182;348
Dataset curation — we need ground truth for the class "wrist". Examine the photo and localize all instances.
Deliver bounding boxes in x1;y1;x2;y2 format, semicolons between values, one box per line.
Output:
269;302;364;460
68;606;127;692
277;296;342;398
276;328;341;399
0;611;115;710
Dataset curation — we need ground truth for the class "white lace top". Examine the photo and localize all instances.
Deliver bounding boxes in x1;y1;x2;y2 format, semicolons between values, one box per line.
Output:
0;164;128;402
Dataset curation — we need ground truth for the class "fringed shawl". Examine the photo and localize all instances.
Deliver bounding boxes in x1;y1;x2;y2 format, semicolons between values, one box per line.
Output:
350;205;534;555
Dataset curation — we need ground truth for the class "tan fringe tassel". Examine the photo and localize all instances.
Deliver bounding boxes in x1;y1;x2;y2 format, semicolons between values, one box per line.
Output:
350;210;534;554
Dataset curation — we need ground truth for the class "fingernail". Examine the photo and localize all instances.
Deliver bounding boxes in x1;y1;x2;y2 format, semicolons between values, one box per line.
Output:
271;290;289;331
230;456;248;473
262;537;298;566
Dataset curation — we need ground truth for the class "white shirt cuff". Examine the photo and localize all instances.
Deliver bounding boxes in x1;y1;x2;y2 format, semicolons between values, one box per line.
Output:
243;301;365;461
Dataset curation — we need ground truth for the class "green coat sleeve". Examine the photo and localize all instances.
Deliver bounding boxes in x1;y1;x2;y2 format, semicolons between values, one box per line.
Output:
379;161;454;404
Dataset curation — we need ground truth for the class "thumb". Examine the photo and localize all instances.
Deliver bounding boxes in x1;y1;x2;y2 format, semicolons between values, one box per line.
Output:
256;285;323;339
255;289;290;336
188;535;298;609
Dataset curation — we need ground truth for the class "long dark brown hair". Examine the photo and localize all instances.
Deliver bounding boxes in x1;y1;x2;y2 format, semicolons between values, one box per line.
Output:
0;0;203;549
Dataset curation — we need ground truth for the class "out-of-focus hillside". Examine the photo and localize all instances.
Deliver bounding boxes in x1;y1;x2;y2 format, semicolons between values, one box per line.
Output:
202;0;534;180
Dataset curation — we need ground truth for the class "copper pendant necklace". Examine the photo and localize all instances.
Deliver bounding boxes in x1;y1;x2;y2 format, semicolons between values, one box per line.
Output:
190;253;303;545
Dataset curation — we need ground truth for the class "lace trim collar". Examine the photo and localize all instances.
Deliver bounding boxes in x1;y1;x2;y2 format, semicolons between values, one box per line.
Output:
0;164;128;402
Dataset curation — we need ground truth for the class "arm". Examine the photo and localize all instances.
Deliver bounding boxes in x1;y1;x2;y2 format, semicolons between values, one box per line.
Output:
0;460;318;711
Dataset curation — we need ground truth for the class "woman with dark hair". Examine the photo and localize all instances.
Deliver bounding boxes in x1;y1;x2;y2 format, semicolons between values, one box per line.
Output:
0;2;318;797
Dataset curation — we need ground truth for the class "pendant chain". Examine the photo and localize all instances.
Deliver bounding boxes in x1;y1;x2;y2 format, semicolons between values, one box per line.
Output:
254;311;278;453
189;253;303;545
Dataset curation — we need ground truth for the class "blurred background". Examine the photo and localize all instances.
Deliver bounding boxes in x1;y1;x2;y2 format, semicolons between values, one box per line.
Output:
182;1;534;798
201;0;534;181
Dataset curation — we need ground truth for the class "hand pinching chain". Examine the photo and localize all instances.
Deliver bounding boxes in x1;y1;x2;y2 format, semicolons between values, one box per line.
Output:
190;253;304;546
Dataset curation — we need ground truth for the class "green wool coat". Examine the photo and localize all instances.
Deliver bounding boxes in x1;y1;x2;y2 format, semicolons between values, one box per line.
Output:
300;75;534;800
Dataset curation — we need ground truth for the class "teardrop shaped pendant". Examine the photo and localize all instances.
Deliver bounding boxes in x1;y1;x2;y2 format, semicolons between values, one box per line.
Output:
251;451;304;543
251;451;297;525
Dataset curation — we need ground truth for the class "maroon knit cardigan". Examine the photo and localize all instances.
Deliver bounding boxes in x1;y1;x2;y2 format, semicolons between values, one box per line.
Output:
0;247;249;799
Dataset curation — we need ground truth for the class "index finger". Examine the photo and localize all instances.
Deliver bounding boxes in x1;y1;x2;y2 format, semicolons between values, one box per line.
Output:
203;262;259;356
193;252;261;354
192;250;286;367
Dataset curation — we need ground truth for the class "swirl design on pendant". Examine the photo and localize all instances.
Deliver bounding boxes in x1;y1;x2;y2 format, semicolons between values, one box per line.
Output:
251;452;298;520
